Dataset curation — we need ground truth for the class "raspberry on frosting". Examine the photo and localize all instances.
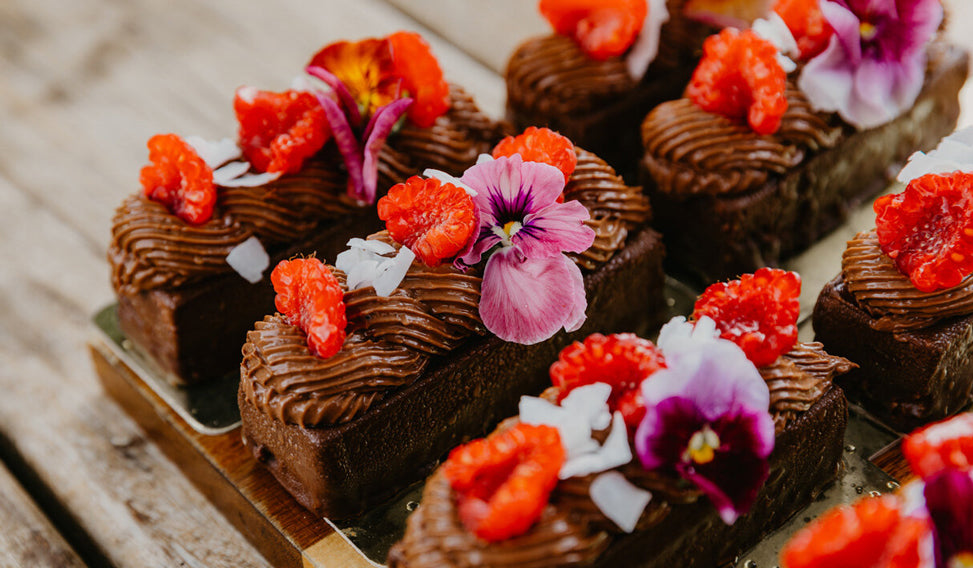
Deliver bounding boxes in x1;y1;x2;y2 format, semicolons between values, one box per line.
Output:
234;87;331;175
492;127;578;184
271;257;347;358
539;0;648;60
139;133;217;225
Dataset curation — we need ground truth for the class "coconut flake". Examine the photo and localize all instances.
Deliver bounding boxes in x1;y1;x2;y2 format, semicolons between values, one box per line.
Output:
476;153;495;165
334;238;413;296
561;383;613;431
423;168;477;196
519;396;598;457
898;126;973;184
212;161;251;185
372;247;415;296
218;170;283;188
559;411;633;479
626;0;671;80
186;136;243;169
225;236;270;283
589;471;652;533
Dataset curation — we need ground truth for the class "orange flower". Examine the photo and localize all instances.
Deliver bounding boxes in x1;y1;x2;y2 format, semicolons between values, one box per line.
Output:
388;31;450;128
309;38;401;120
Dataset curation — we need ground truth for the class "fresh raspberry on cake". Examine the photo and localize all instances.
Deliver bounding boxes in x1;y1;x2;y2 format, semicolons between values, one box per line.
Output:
139;133;216;225
234;86;330;175
902;413;973;479
774;0;833;60
271;257;347;358
693;268;801;367
539;0;647;60
442;422;565;542
550;333;665;429
493;126;578;183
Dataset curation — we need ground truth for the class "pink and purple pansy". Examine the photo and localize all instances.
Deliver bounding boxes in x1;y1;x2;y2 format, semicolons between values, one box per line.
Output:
924;468;973;567
458;154;596;345
798;0;943;130
635;317;775;524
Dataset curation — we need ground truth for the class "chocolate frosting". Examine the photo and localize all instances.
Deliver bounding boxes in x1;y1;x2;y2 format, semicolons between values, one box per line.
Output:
841;229;973;332
641;83;841;197
761;342;855;431
110;87;502;296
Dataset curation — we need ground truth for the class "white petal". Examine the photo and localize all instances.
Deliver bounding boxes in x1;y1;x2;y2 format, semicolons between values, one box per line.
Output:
589;471;652;533
475;153;495;165
219;170;282;188
626;0;671;80
423;168;478;196
561;383;613;432
335;247;366;274
519;396;597;458
225;236;270;283
186;136;243;169
212;161;251;185
559;412;633;479
372;247;414;296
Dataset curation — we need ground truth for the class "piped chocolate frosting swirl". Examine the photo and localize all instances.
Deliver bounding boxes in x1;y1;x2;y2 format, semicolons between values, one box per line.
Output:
761;342;855;431
641;83;841;197
110;87;503;295
841;229;973;332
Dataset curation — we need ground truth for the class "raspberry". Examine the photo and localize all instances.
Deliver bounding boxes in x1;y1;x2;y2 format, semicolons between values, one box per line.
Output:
271;257;347;358
234;87;331;174
693;268;801;368
139;133;216;225
539;0;648;60
780;496;904;568
377;176;477;266
388;31;450;128
774;0;834;60
550;333;665;429
902;413;973;479
492;127;578;184
685;28;788;135
874;172;973;293
442;423;565;542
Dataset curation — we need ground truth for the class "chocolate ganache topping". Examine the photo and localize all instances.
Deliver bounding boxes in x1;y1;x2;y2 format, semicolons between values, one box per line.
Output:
841;229;973;332
110;87;503;296
641;82;841;197
760;342;854;432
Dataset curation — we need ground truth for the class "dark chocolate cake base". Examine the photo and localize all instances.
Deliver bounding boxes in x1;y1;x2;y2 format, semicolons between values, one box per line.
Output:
813;275;973;432
239;228;667;520
641;44;969;286
117;212;384;385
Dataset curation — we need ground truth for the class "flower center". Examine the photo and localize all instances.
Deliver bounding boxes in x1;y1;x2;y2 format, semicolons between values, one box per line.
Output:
950;553;973;568
683;425;721;465
859;21;878;41
492;220;523;247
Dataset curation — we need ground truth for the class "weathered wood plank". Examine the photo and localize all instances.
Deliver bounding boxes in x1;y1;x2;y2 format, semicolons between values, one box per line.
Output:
0;0;504;566
0;460;85;568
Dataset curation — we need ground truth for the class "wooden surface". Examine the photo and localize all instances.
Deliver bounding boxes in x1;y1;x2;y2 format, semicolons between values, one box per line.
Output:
1;1;972;566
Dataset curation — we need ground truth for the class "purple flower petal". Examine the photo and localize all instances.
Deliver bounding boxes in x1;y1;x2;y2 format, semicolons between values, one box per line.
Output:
360;97;412;205
461;155;564;228
924;469;973;567
479;250;586;344
313;90;366;203
306;65;362;127
636;396;704;471
820;1;863;63
515;200;595;259
679;442;771;524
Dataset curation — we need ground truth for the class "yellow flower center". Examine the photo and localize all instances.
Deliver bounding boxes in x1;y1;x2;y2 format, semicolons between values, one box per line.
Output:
684;425;721;465
492;221;523;247
950;553;973;568
860;21;878;41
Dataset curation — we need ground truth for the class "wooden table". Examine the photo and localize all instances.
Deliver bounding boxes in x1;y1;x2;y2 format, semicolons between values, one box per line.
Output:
1;1;972;566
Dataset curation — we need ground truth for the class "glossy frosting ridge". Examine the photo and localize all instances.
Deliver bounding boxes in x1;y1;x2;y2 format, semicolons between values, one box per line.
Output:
761;342;854;431
841;229;973;332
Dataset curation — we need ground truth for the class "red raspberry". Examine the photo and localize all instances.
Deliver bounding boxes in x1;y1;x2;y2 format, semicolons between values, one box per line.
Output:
693;268;801;368
874;172;973;293
539;0;648;60
492;127;578;185
234;87;330;175
902;413;973;479
550;333;665;429
271;257;347;358
377;176;477;267
388;31;450;128
685;28;788;135
780;496;904;568
442;423;565;542
139;133;216;225
774;0;834;60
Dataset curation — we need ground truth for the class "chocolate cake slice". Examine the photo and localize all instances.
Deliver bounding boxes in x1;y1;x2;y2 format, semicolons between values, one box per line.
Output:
110;87;507;385
640;41;968;285
238;146;668;519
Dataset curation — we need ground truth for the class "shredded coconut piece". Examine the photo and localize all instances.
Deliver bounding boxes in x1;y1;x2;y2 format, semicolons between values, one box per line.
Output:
590;471;652;533
422;168;477;196
898;126;973;184
335;238;414;297
225;236;270;283
626;0;671;80
186;136;243;169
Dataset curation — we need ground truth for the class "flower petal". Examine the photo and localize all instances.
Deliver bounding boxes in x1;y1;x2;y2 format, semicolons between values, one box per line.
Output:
798;38;855;115
479;251;587;345
461;154;565;228
306;65;362;127
361;97;413;204
679;445;770;524
313;90;366;203
516;199;595;259
636;395;703;471
924;469;973;566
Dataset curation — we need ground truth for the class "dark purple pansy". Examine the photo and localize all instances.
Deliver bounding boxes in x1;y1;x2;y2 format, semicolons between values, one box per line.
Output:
925;468;973;568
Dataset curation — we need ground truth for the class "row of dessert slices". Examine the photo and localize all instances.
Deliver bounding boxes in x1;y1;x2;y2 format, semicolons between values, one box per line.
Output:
105;0;973;565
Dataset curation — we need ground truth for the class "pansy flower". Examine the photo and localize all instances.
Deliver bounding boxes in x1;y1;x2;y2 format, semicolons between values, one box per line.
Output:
458;154;596;344
798;0;943;130
305;32;450;204
635;316;775;524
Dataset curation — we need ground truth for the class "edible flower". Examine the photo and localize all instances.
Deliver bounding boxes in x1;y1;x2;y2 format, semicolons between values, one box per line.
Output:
635;316;775;524
305;32;450;204
797;0;943;130
458;154;595;344
773;0;834;60
539;0;648;60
